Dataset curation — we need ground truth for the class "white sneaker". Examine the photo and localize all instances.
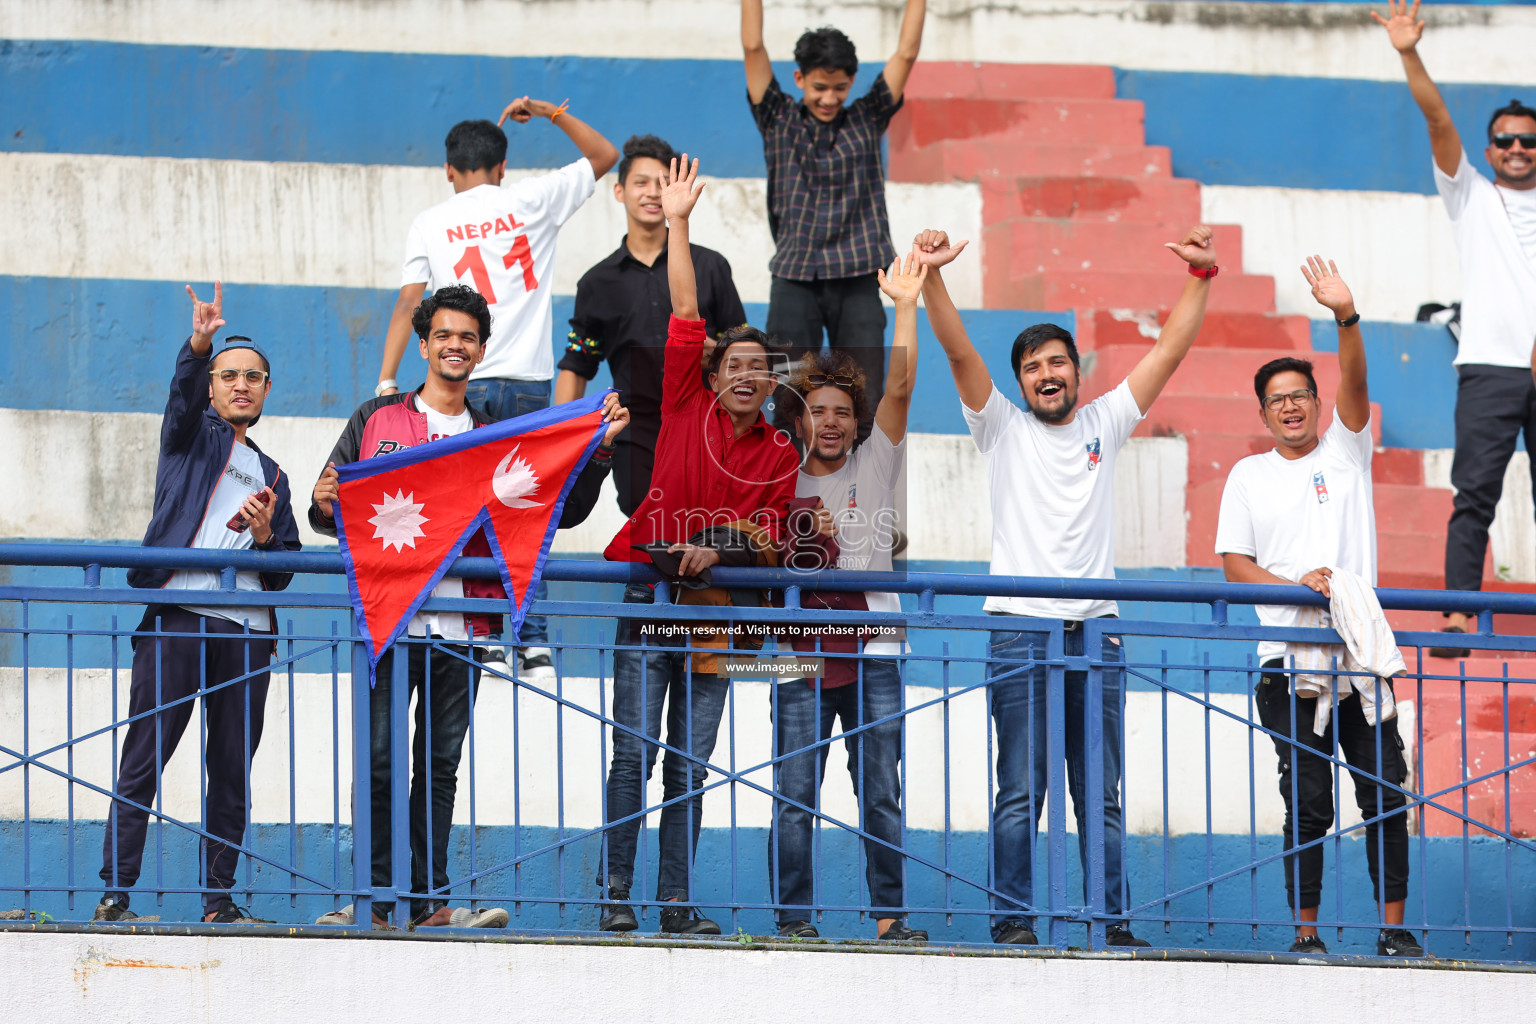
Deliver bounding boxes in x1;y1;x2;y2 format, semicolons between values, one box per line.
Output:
518;647;555;679
449;906;510;928
315;903;393;930
480;646;512;676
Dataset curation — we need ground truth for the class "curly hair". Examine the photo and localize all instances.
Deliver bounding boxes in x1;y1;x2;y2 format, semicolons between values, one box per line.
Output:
411;284;493;347
774;351;868;435
618;133;678;185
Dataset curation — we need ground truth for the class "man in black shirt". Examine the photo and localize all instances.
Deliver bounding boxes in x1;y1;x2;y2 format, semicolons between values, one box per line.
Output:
555;134;747;516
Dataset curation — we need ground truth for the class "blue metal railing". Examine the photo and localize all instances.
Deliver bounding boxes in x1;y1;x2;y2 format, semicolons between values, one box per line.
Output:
3;543;1536;958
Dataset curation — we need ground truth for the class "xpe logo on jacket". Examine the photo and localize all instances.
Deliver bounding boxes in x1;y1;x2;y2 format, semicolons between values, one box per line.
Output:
1085;437;1102;470
374;440;408;457
1313;470;1329;504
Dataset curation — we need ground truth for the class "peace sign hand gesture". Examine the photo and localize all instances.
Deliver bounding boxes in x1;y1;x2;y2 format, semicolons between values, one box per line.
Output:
1370;0;1425;53
186;281;226;353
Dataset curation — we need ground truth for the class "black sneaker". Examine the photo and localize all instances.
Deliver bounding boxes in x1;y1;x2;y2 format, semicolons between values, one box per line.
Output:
1289;934;1328;954
599;887;638;933
1378;928;1424;957
1428;626;1472;660
993;922;1039;945
206;900;269;924
778;920;818;938
93;897;141;923
1105;924;1150;947
658;905;721;936
877;921;927;942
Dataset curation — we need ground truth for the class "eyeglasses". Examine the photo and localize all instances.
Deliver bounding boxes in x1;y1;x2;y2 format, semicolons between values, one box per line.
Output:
1262;388;1315;411
209;368;271;386
801;372;858;388
1492;133;1536;150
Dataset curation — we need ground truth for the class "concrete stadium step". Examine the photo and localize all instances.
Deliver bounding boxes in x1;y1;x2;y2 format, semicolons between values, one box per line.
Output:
902;62;1117;101
1374;447;1425;486
890;139;1172;182
1079;309;1312;352
1085;345;1342;398
889;98;1146;150
981;176;1202;224
1376;485;1453;536
983;219;1244;274
1418;725;1536;838
986;267;1274;312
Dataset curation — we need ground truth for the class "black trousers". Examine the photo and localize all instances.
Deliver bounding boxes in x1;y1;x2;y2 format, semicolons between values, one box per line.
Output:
1446;364;1536;593
101;607;272;916
767;273;888;443
1255;660;1410;910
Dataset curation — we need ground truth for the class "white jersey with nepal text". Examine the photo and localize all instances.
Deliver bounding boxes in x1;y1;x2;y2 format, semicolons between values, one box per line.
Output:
1434;150;1536;368
1214;414;1377;662
163;440;267;628
406;403;477;641
402;158;597;382
795;422;906;656
962;378;1144;620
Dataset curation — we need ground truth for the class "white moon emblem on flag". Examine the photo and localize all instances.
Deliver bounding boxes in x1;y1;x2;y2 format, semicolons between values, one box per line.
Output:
493;446;545;509
369;490;429;552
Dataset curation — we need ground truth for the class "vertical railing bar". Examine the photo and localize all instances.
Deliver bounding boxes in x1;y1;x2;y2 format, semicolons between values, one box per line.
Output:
287;620;298;908
66;613;76;911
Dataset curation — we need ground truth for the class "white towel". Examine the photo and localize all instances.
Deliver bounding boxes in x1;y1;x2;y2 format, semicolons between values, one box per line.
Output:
1286;567;1404;736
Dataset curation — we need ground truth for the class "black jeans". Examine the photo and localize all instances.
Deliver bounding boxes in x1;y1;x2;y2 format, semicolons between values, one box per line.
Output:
767;274;887;442
1254;660;1410;910
370;640;481;918
1446;364;1536;593
101;608;272;916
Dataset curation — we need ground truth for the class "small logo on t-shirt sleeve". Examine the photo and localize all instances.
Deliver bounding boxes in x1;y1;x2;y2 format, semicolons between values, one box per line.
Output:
1085;437;1102;470
1313;470;1329;504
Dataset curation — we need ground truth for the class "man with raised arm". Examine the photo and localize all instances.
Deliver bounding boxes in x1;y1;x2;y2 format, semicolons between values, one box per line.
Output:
597;156;799;936
916;225;1218;947
1216;258;1420;958
741;0;926;441
377;101;618;677
97;283;302;925
1374;0;1536;656
768;252;927;942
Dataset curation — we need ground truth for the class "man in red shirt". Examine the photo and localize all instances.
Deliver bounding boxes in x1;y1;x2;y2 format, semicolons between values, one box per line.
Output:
598;156;799;935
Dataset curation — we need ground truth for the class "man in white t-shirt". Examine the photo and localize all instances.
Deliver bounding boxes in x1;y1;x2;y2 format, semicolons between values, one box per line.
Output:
1376;1;1536;655
916;225;1219;946
377;103;618;675
1216;257;1420;958
767;252;927;942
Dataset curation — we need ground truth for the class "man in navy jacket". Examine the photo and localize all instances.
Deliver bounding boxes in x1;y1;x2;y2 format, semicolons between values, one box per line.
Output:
96;282;302;924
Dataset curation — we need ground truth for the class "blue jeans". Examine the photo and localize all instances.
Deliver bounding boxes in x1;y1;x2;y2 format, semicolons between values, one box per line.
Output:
770;659;907;927
463;377;550;647
601;584;730;901
987;618;1127;938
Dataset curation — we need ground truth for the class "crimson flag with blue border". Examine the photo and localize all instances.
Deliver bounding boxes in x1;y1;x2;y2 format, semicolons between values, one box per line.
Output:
334;390;611;678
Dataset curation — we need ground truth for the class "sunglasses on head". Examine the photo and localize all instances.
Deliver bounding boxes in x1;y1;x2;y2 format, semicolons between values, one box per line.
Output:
801;372;858;388
1492;133;1536;150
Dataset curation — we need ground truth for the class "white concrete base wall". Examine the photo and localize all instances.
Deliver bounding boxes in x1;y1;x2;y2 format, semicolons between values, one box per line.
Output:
4;931;1531;1024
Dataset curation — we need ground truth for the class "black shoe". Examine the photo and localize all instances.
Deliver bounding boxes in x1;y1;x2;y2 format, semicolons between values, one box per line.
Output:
778;920;819;938
518;647;555;676
658;905;721;936
877;921;927;942
1378;928;1424;957
1428;626;1472;660
599;888;638;933
1105;924;1150;947
93;897;145;923
1289;934;1328;954
206;900;269;924
993;922;1038;945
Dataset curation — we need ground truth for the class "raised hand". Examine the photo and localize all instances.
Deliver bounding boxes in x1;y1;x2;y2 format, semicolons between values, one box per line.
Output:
911;229;970;268
877;252;929;305
497;96;562;126
600;392;631;447
660;154;706;222
186;281;226;350
1164;225;1217;269
1370;0;1425;52
1300;255;1357;319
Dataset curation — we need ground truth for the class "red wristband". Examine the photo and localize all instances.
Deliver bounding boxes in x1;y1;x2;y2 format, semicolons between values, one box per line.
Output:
1188;264;1219;279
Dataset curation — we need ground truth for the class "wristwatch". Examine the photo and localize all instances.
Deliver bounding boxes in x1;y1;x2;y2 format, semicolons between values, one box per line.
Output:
1336;311;1361;328
374;379;398;397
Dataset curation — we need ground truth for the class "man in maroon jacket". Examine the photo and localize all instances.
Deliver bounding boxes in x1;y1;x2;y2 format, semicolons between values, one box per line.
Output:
311;284;628;929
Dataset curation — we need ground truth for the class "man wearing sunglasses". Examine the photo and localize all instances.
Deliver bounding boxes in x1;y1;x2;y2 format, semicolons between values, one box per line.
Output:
1216;258;1420;958
1376;0;1536;656
96;282;302;925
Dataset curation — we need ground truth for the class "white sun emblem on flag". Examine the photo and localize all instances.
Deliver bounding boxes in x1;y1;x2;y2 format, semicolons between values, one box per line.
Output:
369;489;429;552
492;446;546;509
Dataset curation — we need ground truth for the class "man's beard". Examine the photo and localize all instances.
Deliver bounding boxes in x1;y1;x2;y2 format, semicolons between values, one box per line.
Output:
1028;388;1078;424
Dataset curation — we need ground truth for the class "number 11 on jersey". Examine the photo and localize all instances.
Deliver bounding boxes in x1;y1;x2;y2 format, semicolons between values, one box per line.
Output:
453;237;539;305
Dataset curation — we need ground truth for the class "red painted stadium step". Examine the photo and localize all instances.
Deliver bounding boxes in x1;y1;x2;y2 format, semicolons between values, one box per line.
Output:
983;220;1245;275
1085;345;1342;398
1374;447;1425;486
1376;485;1454;535
890;139;1173;182
1080;309;1312;352
889;98;1147;150
987;267;1275;313
1418;726;1536;838
981;176;1202;224
902;62;1117;101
